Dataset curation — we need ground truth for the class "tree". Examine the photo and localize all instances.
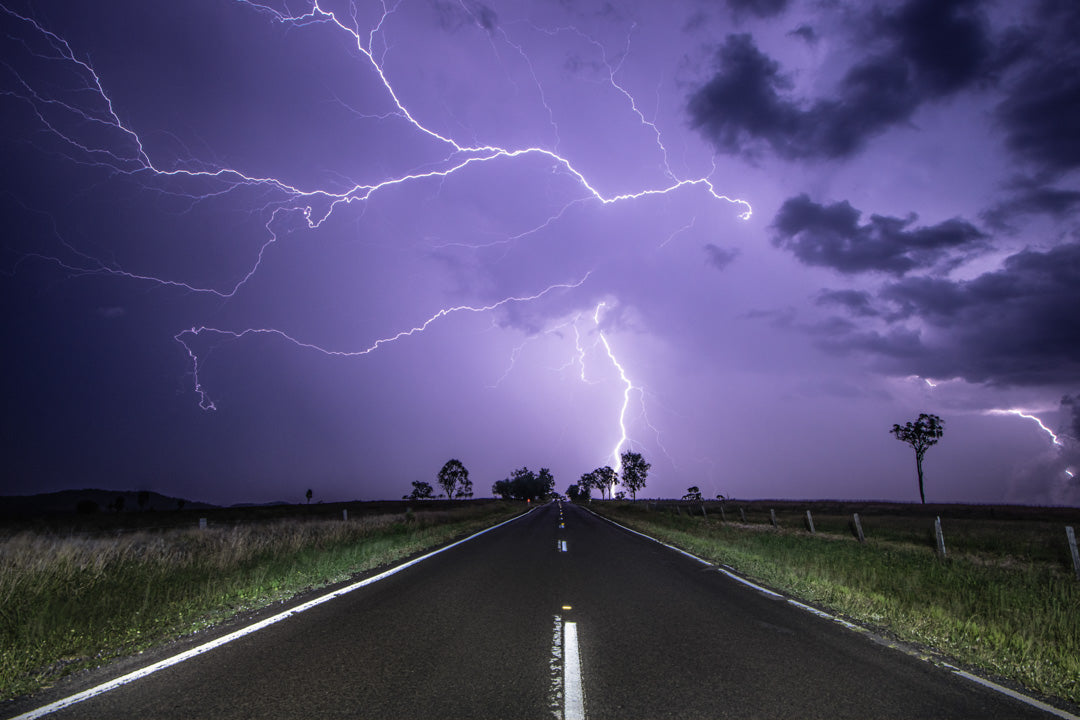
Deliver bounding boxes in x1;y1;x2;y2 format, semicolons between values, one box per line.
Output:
408;480;434;501
455;475;474;499
306;488;313;504
682;486;703;501
493;467;556;501
438;459;469;499
492;478;513;499
592;466;617;500
619;451;650;500
890;413;945;504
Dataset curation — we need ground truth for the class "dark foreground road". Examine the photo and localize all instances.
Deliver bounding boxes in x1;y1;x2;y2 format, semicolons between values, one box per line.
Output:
7;501;1066;719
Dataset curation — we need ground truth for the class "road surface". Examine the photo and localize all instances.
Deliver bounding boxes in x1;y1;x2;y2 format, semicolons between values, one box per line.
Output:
7;501;1066;719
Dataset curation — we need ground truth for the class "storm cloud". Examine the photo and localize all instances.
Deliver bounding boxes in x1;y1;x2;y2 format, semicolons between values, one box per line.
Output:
771;195;986;275
688;0;998;160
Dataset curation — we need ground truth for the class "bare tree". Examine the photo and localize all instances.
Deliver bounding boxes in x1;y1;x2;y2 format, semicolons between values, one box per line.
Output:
890;413;945;504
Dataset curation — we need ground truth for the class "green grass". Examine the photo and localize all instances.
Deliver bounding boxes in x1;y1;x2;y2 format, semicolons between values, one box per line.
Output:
0;502;523;701
594;502;1080;706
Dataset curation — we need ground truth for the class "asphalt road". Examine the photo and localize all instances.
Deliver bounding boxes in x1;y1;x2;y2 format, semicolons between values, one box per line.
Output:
10;501;1064;719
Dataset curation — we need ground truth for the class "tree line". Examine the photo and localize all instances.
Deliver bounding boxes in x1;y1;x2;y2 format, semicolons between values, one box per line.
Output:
404;451;651;503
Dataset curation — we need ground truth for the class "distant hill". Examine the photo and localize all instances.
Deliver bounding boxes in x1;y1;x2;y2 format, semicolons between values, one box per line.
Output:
0;489;217;519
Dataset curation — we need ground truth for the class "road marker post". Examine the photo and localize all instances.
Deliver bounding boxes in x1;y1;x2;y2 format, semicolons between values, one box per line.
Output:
342;509;348;521
805;510;815;534
1067;526;1080;580
934;516;947;559
852;513;866;543
739;507;747;523
198;518;206;530
770;509;778;528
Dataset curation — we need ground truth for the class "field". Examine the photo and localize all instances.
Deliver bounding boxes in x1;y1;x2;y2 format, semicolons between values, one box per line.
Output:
0;500;523;702
593;500;1080;706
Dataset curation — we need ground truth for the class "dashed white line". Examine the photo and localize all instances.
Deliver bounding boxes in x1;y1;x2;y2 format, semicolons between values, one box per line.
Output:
563;622;585;720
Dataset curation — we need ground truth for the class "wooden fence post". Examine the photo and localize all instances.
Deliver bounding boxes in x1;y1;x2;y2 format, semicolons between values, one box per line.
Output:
852;513;865;543
770;509;778;528
805;510;815;534
1067;526;1080;581
934;516;946;558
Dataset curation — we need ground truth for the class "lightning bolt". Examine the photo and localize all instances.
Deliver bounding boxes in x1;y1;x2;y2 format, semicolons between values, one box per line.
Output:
986;409;1062;446
3;1;750;479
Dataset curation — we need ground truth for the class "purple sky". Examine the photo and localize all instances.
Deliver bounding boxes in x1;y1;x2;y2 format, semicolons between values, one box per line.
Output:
2;0;1079;506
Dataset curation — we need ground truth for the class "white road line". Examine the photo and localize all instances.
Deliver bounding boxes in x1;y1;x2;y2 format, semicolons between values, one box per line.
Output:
563;622;585;720
7;508;536;720
588;508;1080;720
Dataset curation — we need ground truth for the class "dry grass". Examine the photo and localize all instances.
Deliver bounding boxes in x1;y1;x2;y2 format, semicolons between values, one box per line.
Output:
0;503;521;701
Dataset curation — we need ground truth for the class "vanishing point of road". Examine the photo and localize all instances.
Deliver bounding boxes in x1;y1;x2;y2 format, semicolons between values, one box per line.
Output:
7;501;1068;719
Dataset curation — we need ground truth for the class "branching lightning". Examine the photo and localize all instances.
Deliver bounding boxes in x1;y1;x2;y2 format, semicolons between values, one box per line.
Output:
2;1;752;477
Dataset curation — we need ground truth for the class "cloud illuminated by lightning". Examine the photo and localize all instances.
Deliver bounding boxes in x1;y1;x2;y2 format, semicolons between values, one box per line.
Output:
3;0;751;494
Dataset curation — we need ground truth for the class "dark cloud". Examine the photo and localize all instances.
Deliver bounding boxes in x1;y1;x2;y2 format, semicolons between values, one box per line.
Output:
816;289;879;317
995;56;1080;176
726;0;789;20
703;243;740;271
992;1;1080;176
788;24;817;44
817;242;1080;386
771;194;986;275
1061;394;1080;439
688;0;998;160
983;179;1080;229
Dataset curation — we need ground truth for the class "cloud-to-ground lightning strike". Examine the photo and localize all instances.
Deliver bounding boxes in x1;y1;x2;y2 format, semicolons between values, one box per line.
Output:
2;1;751;474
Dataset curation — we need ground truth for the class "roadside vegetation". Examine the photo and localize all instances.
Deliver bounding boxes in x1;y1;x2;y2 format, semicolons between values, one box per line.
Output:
592;500;1080;706
0;501;522;702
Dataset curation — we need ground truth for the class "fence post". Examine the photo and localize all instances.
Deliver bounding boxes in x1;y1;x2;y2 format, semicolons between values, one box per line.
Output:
1067;526;1080;581
720;505;726;523
852;513;865;543
343;509;348;521
198;517;207;530
701;504;707;519
770;509;778;528
805;510;815;534
934;516;946;558
739;507;747;523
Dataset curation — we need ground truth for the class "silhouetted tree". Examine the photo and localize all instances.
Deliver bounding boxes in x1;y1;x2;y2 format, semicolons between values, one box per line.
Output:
455;475;473;498
176;498;186;511
682;486;703;501
591;466;616;500
492;467;555;501
438;459;469;499
409;480;434;500
619;451;650;500
890;413;945;504
492;478;513;499
306;488;313;504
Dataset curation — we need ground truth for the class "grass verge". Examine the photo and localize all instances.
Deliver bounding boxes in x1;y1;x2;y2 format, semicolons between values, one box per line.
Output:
593;502;1080;706
0;502;523;701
